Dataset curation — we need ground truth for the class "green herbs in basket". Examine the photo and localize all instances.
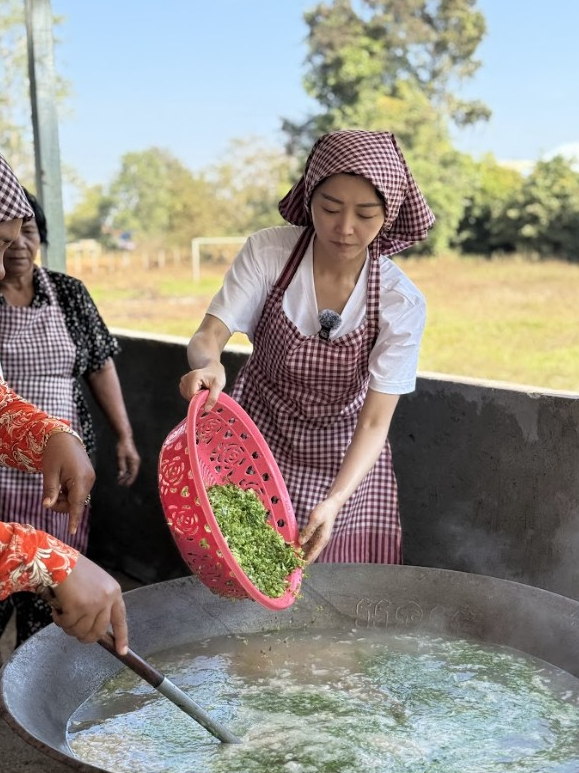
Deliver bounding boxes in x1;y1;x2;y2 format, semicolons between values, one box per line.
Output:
206;484;305;598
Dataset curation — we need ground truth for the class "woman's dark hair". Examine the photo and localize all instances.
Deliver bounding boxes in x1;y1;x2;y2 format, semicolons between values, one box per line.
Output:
22;187;48;245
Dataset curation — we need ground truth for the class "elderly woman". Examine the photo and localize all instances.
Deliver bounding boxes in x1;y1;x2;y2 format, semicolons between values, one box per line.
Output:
179;130;435;565
0;382;128;655
0;152;128;654
0;185;140;646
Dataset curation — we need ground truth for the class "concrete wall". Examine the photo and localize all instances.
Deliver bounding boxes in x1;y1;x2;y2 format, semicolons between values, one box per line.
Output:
86;331;579;600
394;373;579;599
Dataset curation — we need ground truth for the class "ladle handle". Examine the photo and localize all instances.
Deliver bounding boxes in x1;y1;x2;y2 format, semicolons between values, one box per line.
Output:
98;632;164;686
98;633;241;744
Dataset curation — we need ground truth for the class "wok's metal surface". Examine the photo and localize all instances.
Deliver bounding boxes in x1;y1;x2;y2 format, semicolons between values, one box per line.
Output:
2;564;579;773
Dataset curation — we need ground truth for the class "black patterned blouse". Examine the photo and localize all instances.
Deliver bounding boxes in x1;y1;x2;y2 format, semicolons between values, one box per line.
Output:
0;267;120;455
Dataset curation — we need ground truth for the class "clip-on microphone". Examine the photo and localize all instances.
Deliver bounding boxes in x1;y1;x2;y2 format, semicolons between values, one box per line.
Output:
318;309;342;340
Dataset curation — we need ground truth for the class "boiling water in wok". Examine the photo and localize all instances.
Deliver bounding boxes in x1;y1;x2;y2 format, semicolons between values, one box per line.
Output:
68;628;579;773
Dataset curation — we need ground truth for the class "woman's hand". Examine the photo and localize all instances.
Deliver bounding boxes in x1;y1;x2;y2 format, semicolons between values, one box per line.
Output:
299;391;401;563
116;435;141;486
299;498;341;564
86;360;141;487
50;554;128;655
41;431;95;535
179;362;226;410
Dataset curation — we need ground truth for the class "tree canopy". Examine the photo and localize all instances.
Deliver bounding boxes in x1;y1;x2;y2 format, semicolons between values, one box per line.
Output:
283;0;489;151
280;0;492;254
7;0;579;261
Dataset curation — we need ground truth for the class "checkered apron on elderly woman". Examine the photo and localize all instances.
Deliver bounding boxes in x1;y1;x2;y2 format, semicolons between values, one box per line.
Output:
0;269;90;551
231;227;402;563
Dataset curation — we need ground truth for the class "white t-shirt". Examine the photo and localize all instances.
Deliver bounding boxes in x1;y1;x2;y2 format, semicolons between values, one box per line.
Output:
207;226;426;394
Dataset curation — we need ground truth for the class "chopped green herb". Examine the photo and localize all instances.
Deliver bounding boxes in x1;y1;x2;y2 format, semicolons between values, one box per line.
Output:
206;484;305;598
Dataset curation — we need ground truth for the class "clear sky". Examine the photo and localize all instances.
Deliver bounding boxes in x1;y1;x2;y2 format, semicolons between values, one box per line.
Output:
51;0;579;188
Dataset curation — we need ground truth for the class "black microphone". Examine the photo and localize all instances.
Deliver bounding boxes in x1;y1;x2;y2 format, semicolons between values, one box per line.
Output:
318;309;342;340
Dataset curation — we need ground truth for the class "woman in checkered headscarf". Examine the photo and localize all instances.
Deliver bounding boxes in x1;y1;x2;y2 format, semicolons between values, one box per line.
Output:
0;166;141;647
0;153;33;250
0;154;129;656
180;130;435;565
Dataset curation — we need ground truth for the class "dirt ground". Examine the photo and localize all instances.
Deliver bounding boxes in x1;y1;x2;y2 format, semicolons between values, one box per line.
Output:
0;721;73;773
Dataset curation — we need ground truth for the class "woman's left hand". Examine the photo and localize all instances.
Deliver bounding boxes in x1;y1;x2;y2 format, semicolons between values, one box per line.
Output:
299;390;401;564
50;554;129;654
85;360;141;486
299;499;340;564
42;431;96;534
116;435;141;486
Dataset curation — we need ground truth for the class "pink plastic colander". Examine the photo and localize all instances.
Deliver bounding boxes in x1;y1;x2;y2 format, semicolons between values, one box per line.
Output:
158;390;303;610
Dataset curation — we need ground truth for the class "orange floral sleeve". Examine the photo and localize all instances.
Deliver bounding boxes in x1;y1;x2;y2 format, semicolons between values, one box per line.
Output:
0;379;79;598
0;522;77;599
0;377;82;472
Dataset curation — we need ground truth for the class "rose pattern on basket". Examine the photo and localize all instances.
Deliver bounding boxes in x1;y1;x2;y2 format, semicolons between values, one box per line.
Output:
196;416;223;445
166;504;201;539
158;392;303;609
158;442;187;494
210;441;245;469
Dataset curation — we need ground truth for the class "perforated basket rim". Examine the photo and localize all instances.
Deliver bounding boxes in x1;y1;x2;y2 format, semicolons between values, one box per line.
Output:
185;390;302;609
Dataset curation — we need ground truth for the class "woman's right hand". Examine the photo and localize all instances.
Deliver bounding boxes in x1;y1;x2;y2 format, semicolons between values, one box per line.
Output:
299;498;341;564
51;554;128;655
179;362;226;411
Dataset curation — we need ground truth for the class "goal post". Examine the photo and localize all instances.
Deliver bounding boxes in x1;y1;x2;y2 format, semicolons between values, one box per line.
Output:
190;236;247;282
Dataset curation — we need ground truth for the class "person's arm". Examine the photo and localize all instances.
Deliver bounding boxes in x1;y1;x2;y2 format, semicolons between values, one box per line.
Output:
85;359;141;485
179;314;233;410
0;521;78;596
0;378;95;532
52;276;139;485
0;522;128;654
299;389;400;563
179;230;283;409
0;377;79;471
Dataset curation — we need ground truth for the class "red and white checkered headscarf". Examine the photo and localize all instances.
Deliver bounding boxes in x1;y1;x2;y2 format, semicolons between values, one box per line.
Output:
0;153;33;223
278;130;435;258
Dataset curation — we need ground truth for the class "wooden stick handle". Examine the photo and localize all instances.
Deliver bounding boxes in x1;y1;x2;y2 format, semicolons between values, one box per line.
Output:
98;632;163;688
97;633;241;744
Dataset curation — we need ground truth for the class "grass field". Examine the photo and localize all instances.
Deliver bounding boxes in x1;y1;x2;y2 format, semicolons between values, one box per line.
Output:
79;251;579;393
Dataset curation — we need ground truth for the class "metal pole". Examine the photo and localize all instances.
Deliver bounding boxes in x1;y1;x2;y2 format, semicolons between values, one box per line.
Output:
25;0;67;272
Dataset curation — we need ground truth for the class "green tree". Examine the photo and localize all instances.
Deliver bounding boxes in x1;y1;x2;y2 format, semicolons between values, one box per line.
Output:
207;136;296;235
284;0;489;151
282;0;489;254
371;83;473;255
457;155;524;256
0;0;34;177
66;184;113;244
508;156;579;261
107;147;222;248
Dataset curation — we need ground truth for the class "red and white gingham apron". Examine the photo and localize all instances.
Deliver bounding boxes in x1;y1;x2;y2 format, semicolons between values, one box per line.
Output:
0;268;90;551
231;228;401;563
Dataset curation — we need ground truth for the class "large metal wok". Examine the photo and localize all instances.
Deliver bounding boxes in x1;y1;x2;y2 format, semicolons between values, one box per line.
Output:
2;564;579;773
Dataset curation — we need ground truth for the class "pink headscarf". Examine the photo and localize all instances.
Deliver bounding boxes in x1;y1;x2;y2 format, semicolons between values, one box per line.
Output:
278;130;435;258
0;154;33;223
